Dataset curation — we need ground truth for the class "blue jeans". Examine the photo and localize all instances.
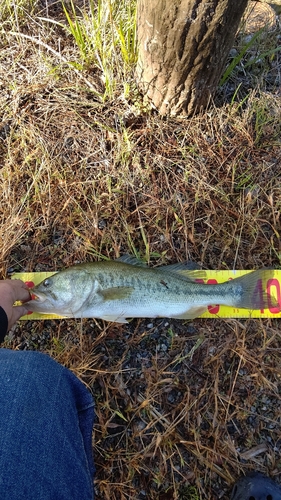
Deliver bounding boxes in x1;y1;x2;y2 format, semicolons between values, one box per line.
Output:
0;349;95;499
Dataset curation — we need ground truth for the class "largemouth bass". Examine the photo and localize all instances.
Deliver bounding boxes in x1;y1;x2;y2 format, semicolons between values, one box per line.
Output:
25;258;277;322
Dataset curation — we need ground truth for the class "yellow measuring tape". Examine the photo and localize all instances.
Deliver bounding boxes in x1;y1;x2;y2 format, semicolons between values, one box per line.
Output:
12;270;281;320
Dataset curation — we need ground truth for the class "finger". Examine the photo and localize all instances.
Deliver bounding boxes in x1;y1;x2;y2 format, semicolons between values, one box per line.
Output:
10;305;29;325
9;280;31;303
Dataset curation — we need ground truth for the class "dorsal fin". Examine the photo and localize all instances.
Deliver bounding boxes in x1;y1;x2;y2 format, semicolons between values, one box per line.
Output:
116;255;147;267
157;261;205;281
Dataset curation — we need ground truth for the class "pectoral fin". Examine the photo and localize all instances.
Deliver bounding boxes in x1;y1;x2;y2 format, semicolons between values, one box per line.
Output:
172;306;206;319
100;286;133;301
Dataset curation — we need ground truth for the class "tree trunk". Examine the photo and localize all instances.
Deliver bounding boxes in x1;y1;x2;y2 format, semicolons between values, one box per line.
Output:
136;0;248;117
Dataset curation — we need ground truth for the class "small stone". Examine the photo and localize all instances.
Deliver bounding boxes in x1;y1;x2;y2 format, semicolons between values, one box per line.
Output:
229;48;238;58
98;219;107;229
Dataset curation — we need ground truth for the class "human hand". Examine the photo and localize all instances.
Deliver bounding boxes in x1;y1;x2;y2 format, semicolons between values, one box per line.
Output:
0;280;31;331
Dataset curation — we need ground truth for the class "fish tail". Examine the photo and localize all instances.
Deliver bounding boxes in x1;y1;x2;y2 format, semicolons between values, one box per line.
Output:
229;269;279;310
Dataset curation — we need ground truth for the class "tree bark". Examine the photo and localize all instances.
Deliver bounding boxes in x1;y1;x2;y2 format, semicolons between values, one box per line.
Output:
136;0;249;117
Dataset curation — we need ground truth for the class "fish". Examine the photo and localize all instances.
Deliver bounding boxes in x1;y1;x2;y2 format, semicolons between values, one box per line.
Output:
25;257;277;323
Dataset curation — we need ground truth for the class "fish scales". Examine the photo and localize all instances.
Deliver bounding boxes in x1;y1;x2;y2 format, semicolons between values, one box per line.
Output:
95;264;239;304
95;265;207;303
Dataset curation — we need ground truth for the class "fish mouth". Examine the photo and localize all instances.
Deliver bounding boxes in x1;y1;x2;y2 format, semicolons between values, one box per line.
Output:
25;292;48;311
30;291;47;303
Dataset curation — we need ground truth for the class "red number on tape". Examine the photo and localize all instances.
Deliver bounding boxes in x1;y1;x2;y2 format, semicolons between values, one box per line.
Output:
266;278;281;314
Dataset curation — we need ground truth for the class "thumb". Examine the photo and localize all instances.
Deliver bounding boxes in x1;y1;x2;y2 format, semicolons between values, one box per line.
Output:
11;305;30;324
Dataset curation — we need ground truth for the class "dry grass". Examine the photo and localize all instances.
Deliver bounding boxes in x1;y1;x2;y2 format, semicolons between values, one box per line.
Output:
1;1;281;498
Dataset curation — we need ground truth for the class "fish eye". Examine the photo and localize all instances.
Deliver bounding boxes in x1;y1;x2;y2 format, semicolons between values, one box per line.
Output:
43;278;51;287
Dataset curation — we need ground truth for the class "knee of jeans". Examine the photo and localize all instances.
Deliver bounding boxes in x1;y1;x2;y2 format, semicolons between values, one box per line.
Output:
2;349;64;384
